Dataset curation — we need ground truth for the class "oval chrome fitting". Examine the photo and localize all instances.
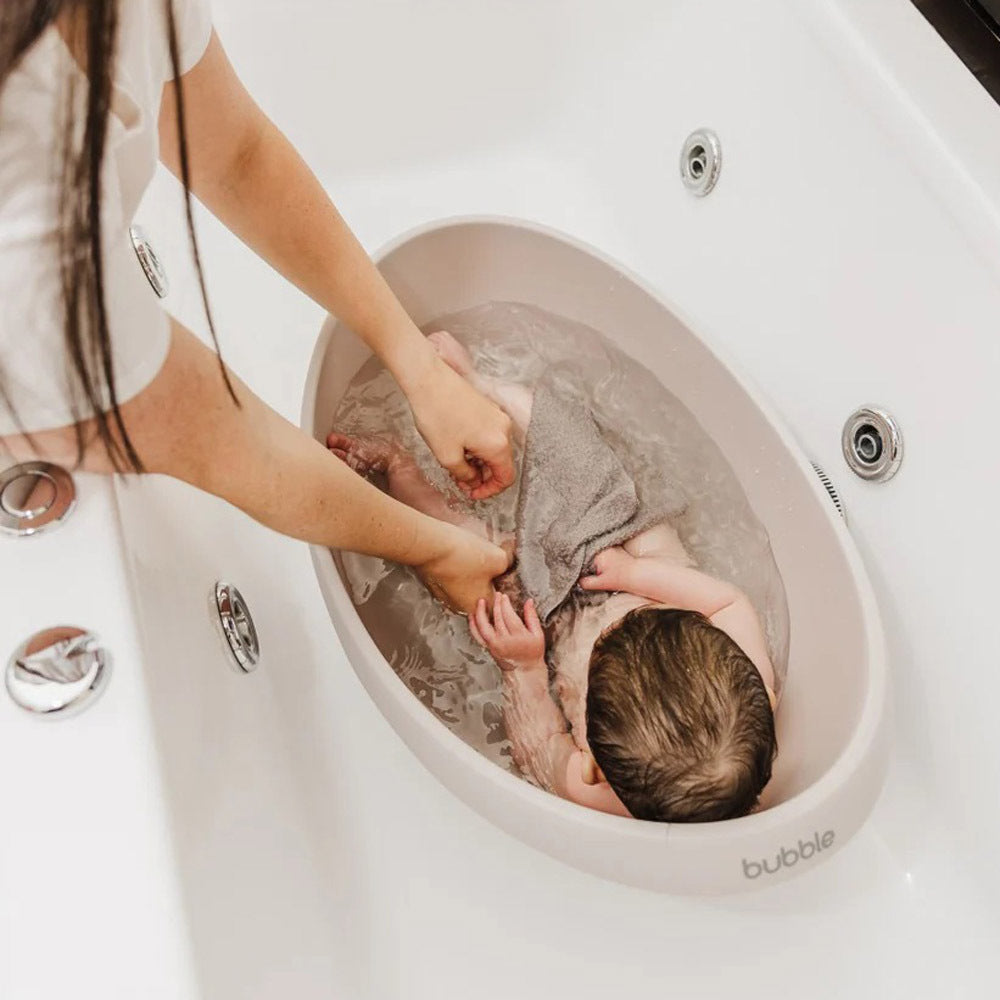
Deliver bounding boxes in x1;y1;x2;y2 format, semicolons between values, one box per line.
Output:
129;225;169;298
214;582;261;673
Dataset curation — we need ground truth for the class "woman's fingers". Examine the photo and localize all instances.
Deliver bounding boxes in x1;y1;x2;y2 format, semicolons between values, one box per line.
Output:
460;457;492;497
467;438;516;501
409;358;515;499
441;447;479;492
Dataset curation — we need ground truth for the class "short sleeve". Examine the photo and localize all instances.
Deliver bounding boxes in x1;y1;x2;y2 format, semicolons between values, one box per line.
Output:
0;32;170;437
0;222;171;437
171;0;213;77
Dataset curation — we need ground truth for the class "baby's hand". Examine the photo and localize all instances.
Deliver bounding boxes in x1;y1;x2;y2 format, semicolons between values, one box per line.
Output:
470;594;546;672
579;545;638;593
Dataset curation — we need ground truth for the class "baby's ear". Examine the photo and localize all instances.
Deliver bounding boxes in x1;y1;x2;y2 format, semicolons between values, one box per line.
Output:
580;751;603;786
564;751;632;818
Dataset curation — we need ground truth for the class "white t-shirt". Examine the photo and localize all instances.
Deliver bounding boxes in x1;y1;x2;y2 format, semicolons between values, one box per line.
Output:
0;0;212;436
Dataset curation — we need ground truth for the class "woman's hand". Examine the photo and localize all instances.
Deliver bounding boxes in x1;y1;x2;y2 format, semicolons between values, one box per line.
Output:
414;525;511;616
405;355;515;501
469;593;546;672
578;546;638;593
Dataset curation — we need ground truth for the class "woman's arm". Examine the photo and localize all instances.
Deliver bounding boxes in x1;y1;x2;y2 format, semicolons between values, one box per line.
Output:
158;33;514;500
1;322;508;614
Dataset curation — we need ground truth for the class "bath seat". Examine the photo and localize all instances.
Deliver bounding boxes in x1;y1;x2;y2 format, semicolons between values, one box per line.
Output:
302;217;889;895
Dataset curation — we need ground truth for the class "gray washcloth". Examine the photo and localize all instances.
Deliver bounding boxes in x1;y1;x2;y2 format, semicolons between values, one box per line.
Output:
515;369;684;622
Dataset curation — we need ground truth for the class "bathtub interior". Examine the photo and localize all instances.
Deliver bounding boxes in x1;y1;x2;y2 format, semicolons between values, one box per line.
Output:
307;219;879;819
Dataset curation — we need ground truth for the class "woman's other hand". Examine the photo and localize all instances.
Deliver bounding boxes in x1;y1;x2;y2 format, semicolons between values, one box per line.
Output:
415;525;511;615
405;354;515;500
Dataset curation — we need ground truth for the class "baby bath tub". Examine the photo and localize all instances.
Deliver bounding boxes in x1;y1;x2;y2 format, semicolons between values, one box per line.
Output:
302;217;889;895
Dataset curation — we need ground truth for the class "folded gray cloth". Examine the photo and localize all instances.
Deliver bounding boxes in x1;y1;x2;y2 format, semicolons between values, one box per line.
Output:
515;368;685;622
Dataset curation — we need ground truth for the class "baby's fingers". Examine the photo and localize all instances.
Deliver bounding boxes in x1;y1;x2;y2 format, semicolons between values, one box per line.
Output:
523;598;543;635
474;598;495;643
468;612;485;646
498;593;526;634
493;592;509;636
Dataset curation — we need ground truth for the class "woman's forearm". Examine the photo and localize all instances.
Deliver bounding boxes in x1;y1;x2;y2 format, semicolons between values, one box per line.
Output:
161;38;434;390
134;322;451;562
3;321;452;566
214;121;432;386
2;321;507;612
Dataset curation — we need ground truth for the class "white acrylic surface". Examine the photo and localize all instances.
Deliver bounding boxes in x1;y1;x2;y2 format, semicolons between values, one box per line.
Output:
3;0;999;996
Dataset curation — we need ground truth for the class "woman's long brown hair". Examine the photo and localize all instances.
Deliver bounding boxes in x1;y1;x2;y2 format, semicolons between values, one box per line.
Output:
0;0;234;472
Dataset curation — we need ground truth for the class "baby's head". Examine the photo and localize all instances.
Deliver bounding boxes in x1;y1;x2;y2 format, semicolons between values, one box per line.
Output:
586;607;776;822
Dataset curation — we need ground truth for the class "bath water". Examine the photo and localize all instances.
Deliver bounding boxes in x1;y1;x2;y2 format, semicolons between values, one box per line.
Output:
331;302;790;774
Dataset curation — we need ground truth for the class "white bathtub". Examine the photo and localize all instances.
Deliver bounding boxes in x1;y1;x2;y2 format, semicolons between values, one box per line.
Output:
4;0;1000;997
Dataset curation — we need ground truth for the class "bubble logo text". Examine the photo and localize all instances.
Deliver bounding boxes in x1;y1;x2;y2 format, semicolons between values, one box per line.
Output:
742;831;835;878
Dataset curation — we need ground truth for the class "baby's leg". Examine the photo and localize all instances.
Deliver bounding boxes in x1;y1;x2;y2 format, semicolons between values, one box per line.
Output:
428;331;534;439
328;432;493;542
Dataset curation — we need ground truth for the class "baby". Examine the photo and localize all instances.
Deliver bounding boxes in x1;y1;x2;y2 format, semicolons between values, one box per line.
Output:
329;332;778;823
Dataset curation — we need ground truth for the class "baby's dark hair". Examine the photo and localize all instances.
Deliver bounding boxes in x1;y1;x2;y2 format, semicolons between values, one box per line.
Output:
586;608;776;823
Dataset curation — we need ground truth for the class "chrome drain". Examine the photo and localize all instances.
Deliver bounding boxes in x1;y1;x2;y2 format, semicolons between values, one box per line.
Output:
0;461;76;537
6;627;110;718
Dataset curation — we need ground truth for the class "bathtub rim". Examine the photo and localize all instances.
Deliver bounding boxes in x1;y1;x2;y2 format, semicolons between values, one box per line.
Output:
301;214;889;869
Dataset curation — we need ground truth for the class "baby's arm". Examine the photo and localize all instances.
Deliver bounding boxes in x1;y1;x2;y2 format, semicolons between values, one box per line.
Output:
581;548;776;694
470;594;578;795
